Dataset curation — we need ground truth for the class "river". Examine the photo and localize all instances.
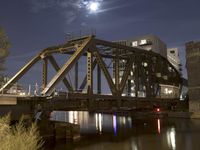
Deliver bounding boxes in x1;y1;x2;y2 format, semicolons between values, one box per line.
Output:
48;111;200;150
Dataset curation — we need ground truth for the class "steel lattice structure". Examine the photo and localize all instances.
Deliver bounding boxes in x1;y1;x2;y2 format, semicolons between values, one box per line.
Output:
0;35;181;99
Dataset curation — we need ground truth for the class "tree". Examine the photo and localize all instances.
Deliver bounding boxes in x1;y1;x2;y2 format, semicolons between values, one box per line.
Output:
0;26;10;80
0;26;10;58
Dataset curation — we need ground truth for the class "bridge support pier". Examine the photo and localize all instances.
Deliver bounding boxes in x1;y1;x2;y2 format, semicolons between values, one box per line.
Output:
117;99;122;109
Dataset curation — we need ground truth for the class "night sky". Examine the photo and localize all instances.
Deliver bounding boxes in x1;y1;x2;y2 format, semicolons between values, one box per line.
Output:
1;0;200;89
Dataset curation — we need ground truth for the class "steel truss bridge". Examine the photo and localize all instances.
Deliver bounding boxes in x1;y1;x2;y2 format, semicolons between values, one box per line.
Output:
0;35;181;101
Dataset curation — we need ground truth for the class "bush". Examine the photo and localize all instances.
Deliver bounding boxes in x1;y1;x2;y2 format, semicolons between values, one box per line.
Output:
0;114;43;150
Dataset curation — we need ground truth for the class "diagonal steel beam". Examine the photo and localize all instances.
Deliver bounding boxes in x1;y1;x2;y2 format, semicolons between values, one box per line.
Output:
119;57;134;95
79;58;97;91
93;49;117;95
42;58;48;90
48;55;73;92
0;54;41;93
41;36;94;95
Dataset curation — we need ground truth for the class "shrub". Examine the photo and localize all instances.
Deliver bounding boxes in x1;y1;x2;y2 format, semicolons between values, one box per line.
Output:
0;114;43;150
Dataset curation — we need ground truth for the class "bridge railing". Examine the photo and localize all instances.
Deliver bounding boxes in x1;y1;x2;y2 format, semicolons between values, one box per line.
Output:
65;28;96;41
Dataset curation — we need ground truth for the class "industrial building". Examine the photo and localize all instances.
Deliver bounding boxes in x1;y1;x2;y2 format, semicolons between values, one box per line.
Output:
117;35;167;58
115;35;181;98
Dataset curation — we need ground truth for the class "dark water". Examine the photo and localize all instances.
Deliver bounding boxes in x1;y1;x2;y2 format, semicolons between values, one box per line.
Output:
49;111;200;150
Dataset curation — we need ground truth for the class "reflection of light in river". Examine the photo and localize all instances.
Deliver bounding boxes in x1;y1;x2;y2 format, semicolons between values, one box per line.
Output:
157;119;161;134
95;113;103;134
131;139;138;150
69;111;73;124
167;127;176;150
113;115;117;136
74;111;78;124
95;114;98;131
69;111;78;124
119;116;126;125
51;111;133;134
99;114;102;134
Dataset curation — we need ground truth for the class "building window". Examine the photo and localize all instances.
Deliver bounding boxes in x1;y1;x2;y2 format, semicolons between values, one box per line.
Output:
170;50;175;54
132;41;138;47
140;39;147;45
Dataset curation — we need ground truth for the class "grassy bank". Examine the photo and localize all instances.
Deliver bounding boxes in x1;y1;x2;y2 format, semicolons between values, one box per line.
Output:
0;114;43;150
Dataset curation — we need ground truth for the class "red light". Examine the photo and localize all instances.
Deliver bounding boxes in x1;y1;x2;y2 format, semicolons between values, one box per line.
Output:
156;108;160;112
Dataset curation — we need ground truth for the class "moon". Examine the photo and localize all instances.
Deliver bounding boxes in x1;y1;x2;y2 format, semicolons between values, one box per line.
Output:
88;1;100;13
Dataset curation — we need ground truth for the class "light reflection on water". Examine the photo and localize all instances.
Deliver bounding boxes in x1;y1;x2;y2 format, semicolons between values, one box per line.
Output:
50;111;132;134
113;115;117;136
157;118;161;134
167;127;176;150
50;111;200;150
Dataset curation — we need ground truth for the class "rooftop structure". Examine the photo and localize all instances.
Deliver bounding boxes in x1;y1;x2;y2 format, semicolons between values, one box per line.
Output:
116;35;167;58
167;48;182;73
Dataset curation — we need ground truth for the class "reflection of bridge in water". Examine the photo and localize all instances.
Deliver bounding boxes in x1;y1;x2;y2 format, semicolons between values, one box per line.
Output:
50;111;187;150
0;35;182;118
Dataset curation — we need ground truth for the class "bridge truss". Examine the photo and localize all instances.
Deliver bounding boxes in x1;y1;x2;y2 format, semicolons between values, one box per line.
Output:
0;35;181;100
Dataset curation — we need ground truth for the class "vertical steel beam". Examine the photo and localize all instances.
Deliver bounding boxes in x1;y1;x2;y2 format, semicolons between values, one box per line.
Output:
87;51;93;95
114;49;120;91
79;59;97;90
42;58;48;90
146;57;153;97
48;55;73;92
143;56;150;98
75;61;78;91
151;56;157;97
134;56;139;97
97;64;101;94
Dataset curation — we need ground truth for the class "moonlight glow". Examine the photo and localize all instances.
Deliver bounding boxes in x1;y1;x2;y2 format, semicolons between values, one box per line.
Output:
88;1;100;13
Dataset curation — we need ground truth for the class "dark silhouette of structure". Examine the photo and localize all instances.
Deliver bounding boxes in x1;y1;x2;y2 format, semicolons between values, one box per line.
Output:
0;35;180;100
186;41;200;112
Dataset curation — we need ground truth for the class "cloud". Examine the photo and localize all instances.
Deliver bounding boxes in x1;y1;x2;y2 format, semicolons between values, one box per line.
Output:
28;0;55;13
96;3;132;14
28;0;104;24
64;10;77;24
